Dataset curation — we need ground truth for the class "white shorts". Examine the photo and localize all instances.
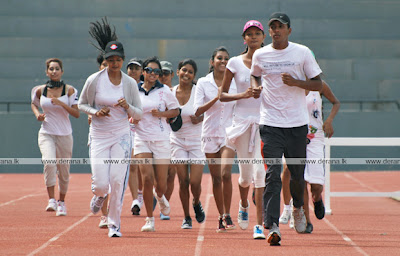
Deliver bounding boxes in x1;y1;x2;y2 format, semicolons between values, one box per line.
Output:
171;136;205;162
201;136;235;154
133;139;171;159
304;139;325;185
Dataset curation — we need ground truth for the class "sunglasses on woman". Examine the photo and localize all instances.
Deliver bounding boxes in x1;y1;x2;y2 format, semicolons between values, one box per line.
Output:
144;67;162;75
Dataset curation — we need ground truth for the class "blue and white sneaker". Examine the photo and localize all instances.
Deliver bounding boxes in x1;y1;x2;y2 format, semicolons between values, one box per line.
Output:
238;200;249;230
253;225;266;239
160;212;170;220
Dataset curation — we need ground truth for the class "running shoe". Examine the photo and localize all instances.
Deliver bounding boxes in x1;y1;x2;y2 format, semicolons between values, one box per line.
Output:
131;199;141;215
56;201;67;216
216;216;226;233
160;212;170;220
253;225;266;239
193;201;205;223
108;225;122;237
238;200;249;230
223;214;236;230
46;198;57;212
305;222;313;234
314;200;325;220
267;223;281;246
292;206;306;233
90;195;107;214
141;217;155;232
99;215;108;229
181;217;192;229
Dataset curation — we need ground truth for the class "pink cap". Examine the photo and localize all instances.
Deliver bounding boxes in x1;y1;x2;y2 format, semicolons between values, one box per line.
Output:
242;20;264;35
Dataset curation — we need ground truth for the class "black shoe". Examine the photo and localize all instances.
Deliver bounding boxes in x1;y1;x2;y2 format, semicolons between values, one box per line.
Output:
193;201;205;223
181;217;192;229
304;222;313;233
314;200;325;220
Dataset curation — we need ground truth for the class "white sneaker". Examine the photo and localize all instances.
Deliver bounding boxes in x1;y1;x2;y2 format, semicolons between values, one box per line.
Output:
90;195;107;214
108;226;122;237
154;190;170;216
56;201;67;216
99;215;108;229
289;214;294;229
238;200;249;230
279;209;291;224
131;199;141;215
253;225;266;239
292;206;306;233
141;217;155;232
46;198;57;211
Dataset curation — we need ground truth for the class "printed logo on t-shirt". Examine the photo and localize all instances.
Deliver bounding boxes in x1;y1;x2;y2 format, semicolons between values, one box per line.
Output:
307;125;318;143
261;61;299;75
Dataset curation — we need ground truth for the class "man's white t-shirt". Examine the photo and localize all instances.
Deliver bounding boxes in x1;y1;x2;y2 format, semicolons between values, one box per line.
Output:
251;42;322;128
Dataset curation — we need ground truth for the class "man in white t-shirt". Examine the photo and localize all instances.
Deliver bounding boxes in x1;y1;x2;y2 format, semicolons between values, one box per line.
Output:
250;12;323;245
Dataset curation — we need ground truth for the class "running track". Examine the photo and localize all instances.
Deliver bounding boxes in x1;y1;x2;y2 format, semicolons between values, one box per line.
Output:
0;172;399;256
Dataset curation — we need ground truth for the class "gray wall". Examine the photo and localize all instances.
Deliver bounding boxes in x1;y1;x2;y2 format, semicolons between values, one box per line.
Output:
1;0;400;172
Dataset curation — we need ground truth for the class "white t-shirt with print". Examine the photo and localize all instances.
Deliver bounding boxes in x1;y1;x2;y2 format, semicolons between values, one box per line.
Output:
135;83;180;141
251;42;322;128
171;85;202;139
193;72;236;138
306;91;324;141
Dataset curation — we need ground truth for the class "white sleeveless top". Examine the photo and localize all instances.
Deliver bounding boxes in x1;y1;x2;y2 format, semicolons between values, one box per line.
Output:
306;91;324;141
32;85;78;136
171;85;202;138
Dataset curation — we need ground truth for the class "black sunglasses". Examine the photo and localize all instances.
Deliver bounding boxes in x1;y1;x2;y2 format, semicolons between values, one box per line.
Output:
144;67;162;75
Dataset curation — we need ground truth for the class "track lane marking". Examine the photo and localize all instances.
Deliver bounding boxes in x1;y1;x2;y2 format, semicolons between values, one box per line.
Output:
194;175;212;256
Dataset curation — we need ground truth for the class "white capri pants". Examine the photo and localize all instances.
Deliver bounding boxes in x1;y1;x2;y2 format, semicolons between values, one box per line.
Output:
90;131;131;230
232;126;265;189
38;132;73;194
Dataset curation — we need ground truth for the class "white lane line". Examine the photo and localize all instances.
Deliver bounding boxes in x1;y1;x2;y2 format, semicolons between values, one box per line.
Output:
344;173;378;192
310;203;369;256
323;217;369;256
27;213;93;256
0;193;44;207
194;175;213;256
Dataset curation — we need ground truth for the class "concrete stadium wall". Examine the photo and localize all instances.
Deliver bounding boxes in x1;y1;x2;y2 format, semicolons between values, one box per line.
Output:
1;0;400;172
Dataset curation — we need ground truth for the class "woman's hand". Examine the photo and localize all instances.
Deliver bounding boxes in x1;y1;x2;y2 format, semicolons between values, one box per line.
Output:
190;115;203;124
36;113;46;121
151;108;162;117
95;106;110;117
114;98;129;110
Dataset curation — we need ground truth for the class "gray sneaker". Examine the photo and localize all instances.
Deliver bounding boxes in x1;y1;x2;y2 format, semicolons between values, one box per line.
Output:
90;195;107;214
292;206;306;233
267;223;281;246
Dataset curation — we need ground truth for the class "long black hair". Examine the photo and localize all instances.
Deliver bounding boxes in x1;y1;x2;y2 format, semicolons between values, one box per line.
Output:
89;17;118;54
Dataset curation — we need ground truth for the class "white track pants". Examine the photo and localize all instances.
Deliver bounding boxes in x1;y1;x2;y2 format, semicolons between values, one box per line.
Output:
90;131;131;230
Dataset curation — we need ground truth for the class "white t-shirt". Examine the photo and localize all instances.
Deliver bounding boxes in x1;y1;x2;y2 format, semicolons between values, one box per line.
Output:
306;91;324;141
171;85;202;138
135;81;180;141
91;71;130;136
226;55;261;119
193;72;236;138
31;85;78;136
251;42;322;128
